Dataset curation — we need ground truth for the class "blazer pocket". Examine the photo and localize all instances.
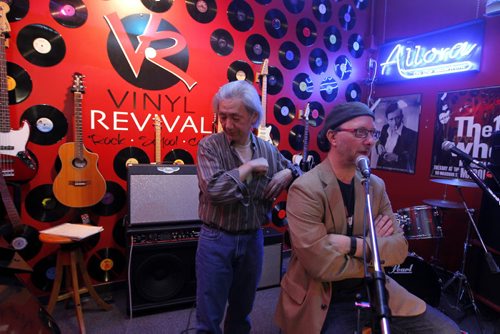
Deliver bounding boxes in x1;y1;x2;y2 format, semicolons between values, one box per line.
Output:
281;274;307;305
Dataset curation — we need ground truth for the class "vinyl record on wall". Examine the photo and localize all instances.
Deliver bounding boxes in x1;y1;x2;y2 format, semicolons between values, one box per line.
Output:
292;73;313;100
272;201;288;227
113;147;150;180
312;0;332;22
348;33;364;58
113;217;127;248
319;76;338;102
49;0;88;28
334;55;352;80
323;25;342;52
7;0;29;21
88;248;126;282
186;0;217;23
210;29;234;56
245;34;270;64
0;223;42;261
307;101;325;127
278;41;300;70
308;150;321;166
164;149;194;165
7;62;32;104
21;104;68;145
227;0;254;32
25;184;70;222
355;0;369;10
17;24;66;67
141;0;173;12
31;254;57;292
339;4;356;31
284;0;305;14
264;9;288;39
227;60;254;82
289;124;305;151
274;97;296;125
280;149;293;162
345;82;361;101
269;125;281;147
266;66;283;95
308;48;328;74
91;181;126;216
296;18;317;46
317;132;330;152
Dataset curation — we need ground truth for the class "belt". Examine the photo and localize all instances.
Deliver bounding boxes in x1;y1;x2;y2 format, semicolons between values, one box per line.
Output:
203;223;260;235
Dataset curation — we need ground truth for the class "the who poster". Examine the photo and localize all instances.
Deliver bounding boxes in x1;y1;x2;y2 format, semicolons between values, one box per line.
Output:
430;86;500;181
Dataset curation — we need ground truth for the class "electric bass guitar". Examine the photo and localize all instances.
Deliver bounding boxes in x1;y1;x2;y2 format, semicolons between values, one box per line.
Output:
292;103;314;172
53;73;106;208
257;59;273;144
0;2;37;182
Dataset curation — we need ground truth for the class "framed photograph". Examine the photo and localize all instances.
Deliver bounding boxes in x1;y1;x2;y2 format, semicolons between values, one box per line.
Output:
370;94;421;174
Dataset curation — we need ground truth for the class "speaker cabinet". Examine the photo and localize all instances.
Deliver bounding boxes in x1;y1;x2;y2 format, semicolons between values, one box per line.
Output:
259;228;283;289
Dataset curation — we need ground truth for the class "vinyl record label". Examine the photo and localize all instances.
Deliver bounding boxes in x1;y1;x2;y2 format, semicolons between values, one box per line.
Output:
278;41;300;70
50;0;88;28
7;62;32;104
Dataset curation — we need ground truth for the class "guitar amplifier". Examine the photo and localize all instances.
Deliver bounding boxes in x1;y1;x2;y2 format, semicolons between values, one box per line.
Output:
127;164;200;226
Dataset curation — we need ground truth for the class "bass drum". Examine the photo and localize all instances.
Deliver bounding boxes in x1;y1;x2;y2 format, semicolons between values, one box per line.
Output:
385;253;441;307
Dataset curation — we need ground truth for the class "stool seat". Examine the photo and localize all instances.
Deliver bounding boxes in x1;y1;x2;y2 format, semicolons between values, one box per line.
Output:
40;233;111;334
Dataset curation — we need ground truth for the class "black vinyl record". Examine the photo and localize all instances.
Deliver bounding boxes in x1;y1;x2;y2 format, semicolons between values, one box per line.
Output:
334;55;352;80
272;201;288;227
309;48;328;74
112;217;127;248
245;34;270;64
264;9;288;39
280;149;293;161
87;248;126;283
227;0;254;32
274;97;296;125
186;0;217;23
308;101;325;127
348;33;364;58
292;73;313;100
339;4;356;31
49;0;88;28
210;29;234;56
164;148;194;165
308;150;321;166
296;18;317;46
266;66;283;95
91;181;126;216
355;0;369;10
0;223;42;261
255;0;271;4
312;0;332;23
289;124;305;151
113;147;150;181
17;24;66;67
317;131;330;152
345;82;361;102
21;104;68;145
6;0;29;22
31;254;57;292
320;76;338;102
227;60;254;83
284;0;305;14
269;124;280;147
141;0;173;12
323;25;342;52
7;62;32;104
25;184;70;222
278;41;300;70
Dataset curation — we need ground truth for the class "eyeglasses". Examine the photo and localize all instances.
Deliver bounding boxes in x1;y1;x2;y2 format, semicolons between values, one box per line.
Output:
336;127;381;139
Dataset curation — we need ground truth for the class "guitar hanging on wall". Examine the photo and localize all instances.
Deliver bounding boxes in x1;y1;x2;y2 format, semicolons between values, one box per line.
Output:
0;2;37;182
153;114;162;164
292;103;314;172
53;73;106;208
256;58;273;144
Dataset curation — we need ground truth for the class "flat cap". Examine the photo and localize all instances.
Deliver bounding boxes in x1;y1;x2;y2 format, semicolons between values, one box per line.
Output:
319;102;374;140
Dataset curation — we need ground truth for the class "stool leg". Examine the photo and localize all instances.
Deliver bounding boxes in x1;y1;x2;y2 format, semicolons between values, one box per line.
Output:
70;250;86;334
76;249;112;311
47;250;65;314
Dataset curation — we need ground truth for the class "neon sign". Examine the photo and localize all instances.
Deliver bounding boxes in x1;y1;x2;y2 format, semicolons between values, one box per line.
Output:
378;19;484;83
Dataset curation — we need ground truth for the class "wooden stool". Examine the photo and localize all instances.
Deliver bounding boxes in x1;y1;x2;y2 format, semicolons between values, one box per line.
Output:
39;234;111;334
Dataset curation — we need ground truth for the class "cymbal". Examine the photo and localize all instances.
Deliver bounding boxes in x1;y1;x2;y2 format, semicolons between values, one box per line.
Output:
423;198;464;209
430;178;478;188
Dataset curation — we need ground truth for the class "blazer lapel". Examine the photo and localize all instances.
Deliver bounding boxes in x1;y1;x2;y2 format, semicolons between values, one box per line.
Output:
317;161;346;234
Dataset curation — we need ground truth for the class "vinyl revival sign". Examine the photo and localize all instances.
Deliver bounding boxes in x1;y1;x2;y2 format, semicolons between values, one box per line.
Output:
377;19;485;83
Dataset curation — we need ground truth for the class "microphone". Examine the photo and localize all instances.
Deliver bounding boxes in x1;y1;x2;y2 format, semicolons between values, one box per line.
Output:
441;141;488;169
356;155;371;178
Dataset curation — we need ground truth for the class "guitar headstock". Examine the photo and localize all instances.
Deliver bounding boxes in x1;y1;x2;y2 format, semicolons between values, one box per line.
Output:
304;103;310;121
0;1;11;43
153;114;162;129
72;72;85;93
260;58;269;76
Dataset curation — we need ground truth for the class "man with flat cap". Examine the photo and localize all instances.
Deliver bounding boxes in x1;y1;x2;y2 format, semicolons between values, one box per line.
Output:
274;102;460;333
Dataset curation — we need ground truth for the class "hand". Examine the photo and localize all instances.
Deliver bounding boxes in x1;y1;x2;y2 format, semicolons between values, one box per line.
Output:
248;157;269;175
263;169;292;200
374;215;394;237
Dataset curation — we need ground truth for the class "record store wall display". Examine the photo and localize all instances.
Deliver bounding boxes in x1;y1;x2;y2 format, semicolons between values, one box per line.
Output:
2;0;373;293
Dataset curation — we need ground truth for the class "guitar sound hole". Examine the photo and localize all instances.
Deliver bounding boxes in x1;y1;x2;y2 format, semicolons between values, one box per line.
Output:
73;158;87;168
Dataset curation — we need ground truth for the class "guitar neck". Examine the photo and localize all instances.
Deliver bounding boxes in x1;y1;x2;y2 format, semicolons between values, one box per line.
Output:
0;34;10;132
303;120;309;159
74;91;84;159
260;76;267;128
0;173;21;227
155;122;161;163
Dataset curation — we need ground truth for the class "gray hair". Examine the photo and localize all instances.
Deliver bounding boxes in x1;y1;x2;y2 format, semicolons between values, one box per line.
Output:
212;80;262;128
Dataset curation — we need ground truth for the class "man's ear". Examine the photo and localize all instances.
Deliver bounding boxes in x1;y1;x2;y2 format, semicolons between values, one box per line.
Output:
326;130;336;146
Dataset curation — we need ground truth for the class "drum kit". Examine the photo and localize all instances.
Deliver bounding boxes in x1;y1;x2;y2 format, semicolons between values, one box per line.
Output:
386;178;481;313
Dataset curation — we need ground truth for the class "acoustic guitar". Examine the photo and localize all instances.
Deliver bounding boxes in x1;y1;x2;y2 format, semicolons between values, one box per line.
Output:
153;114;162;163
0;2;37;182
256;58;273;144
292;103;314;172
53;73;106;208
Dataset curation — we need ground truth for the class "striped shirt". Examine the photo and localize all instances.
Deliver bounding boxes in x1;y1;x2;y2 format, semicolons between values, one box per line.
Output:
197;132;299;232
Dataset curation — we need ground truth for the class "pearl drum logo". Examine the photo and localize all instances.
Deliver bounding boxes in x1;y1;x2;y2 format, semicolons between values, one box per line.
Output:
104;12;197;91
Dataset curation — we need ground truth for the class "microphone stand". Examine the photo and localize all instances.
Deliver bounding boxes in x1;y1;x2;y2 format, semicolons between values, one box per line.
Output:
361;176;391;334
463;161;500;207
